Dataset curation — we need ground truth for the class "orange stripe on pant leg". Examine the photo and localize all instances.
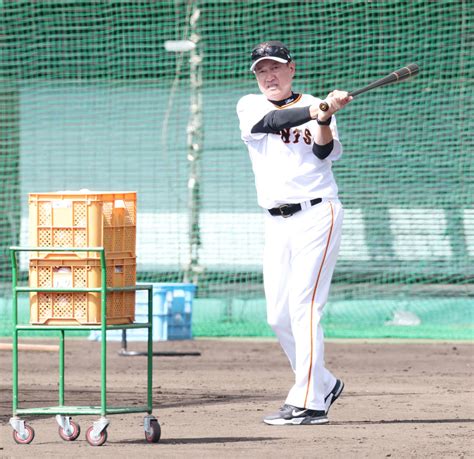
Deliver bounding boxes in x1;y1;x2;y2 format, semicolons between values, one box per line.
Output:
304;202;334;408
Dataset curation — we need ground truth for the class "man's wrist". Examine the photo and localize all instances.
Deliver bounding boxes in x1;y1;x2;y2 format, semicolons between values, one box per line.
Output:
309;105;332;124
316;115;332;125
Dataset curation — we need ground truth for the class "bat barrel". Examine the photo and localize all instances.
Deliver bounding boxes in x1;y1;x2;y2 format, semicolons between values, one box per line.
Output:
395;63;420;79
348;63;419;97
319;63;419;111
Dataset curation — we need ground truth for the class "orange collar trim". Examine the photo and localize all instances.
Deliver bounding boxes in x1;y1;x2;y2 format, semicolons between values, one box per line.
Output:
272;93;302;109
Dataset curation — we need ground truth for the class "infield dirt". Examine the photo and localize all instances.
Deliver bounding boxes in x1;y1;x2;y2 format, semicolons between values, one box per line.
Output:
0;338;472;458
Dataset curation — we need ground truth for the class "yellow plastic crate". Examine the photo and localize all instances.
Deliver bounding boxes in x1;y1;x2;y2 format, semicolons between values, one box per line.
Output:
29;257;136;325
28;191;136;259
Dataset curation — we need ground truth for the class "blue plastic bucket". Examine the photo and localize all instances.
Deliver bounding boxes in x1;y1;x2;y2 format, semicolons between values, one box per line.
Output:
89;283;196;341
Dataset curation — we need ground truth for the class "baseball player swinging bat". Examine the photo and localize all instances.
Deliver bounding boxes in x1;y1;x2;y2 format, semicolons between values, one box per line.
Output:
319;63;420;111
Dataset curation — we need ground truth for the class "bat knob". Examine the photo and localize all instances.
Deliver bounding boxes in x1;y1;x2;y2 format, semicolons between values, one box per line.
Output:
319;102;329;112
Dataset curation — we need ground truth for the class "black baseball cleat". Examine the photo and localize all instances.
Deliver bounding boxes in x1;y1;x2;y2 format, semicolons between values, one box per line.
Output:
263;404;329;425
325;379;344;414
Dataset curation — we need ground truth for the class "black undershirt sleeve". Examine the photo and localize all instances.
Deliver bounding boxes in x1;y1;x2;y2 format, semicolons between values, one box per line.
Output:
312;140;334;160
251;105;334;159
251;106;313;134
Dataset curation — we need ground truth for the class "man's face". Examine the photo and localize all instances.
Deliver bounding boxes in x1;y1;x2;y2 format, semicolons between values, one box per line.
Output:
254;60;295;101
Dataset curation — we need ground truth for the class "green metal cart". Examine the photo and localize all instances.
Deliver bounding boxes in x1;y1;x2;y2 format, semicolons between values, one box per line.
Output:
8;246;161;446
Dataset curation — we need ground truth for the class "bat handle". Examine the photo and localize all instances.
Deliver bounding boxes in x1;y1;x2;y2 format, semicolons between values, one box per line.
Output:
319;101;329;112
320;92;356;111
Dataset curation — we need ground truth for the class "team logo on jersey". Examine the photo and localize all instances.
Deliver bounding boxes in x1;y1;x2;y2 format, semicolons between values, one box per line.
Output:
278;128;312;145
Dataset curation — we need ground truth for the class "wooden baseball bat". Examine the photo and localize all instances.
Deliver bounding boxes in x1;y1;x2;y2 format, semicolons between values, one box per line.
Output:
319;63;420;111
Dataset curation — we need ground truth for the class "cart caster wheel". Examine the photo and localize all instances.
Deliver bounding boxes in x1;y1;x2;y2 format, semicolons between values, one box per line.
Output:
58;420;80;441
12;424;35;444
144;419;161;443
86;425;107;446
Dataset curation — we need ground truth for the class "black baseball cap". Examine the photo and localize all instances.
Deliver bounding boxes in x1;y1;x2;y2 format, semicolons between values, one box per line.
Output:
250;41;292;72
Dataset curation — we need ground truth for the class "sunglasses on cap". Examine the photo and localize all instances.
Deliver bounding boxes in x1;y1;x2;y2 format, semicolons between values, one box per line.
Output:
250;41;292;72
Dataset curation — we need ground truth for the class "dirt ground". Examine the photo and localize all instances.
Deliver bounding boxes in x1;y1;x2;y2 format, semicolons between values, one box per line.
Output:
0;337;472;458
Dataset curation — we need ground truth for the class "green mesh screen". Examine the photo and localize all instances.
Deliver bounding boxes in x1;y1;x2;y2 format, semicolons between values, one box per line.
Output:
1;0;472;339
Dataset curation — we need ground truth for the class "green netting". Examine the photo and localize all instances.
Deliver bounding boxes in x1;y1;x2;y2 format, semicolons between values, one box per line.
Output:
1;0;473;340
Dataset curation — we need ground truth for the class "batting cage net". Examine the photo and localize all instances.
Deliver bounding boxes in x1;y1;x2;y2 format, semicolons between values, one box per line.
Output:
1;0;472;339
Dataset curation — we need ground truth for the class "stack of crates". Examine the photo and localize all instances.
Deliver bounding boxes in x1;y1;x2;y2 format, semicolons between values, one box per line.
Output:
28;191;137;325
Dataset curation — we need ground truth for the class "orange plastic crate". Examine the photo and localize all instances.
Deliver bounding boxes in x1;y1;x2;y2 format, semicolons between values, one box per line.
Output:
28;191;136;259
29;257;136;325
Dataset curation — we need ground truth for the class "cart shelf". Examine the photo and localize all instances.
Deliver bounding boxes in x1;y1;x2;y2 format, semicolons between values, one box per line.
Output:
8;246;161;446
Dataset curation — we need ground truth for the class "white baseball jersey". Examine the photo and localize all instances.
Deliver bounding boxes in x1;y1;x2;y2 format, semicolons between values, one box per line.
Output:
236;93;343;209
237;91;345;411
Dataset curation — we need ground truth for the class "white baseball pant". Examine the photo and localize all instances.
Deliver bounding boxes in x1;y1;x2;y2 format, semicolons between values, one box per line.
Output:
263;198;343;410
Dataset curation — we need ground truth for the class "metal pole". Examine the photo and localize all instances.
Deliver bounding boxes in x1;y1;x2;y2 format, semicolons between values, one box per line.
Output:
10;249;18;414
147;286;153;413
100;249;107;416
185;3;203;285
59;330;65;406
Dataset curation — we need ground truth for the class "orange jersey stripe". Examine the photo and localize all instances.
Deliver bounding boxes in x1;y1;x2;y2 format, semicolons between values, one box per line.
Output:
304;202;335;408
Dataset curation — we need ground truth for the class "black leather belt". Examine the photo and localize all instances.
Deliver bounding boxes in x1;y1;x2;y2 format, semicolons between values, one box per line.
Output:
268;198;322;218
